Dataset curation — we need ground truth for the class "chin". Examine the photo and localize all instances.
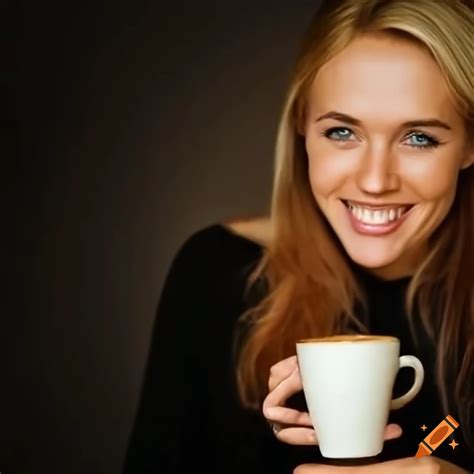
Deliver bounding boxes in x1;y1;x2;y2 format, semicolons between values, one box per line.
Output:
343;246;400;271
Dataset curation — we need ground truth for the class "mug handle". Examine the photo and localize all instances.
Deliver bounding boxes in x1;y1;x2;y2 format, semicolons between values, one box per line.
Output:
390;355;425;410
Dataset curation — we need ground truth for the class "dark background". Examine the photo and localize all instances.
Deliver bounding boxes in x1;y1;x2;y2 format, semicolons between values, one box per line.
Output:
11;1;322;473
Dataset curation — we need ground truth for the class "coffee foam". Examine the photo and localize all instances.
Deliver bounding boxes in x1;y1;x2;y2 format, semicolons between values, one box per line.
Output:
297;334;398;344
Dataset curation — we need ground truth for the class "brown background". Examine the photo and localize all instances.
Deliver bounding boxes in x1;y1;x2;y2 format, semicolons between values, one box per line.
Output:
12;1;322;473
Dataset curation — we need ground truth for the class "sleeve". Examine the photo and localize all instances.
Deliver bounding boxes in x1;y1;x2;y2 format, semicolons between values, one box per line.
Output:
121;230;212;473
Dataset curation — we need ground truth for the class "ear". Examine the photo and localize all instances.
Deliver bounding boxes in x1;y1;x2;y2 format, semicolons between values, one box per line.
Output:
459;132;474;169
460;147;474;170
294;104;306;137
296;108;307;136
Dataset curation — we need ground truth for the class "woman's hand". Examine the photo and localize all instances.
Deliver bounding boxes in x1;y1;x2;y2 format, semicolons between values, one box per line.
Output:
262;355;402;445
293;456;470;473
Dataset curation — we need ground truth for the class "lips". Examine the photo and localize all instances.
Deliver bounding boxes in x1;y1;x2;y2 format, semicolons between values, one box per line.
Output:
340;199;415;235
342;199;415;212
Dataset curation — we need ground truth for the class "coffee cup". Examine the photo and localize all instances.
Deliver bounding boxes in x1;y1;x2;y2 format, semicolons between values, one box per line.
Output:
296;334;424;459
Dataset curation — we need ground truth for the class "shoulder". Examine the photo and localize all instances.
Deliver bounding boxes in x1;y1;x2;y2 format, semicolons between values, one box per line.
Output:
169;217;269;280
176;216;270;257
222;216;272;247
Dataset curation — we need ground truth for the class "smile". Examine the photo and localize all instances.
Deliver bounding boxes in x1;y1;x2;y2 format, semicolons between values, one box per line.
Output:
341;199;415;236
342;200;414;225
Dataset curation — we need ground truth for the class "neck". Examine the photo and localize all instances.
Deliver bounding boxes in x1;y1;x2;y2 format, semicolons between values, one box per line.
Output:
364;243;429;281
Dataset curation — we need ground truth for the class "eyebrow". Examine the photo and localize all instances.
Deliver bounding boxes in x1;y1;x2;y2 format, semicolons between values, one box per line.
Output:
314;111;452;130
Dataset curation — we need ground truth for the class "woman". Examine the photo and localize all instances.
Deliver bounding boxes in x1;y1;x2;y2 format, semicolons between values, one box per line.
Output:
122;0;473;473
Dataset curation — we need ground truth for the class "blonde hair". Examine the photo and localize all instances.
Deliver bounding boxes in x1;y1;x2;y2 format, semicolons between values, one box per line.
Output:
236;0;474;445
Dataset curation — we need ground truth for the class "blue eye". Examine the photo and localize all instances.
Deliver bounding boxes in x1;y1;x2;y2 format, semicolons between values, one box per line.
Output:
405;132;440;149
323;127;354;142
322;127;441;150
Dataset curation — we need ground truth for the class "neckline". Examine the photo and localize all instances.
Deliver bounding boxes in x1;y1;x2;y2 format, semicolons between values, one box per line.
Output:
349;261;412;289
217;223;411;287
217;223;265;249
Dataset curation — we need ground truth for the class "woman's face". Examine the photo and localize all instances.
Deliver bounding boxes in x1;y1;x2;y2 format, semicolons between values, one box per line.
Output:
303;33;473;280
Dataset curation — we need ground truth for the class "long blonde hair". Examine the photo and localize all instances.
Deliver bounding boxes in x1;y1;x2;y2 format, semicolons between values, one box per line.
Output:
236;0;474;445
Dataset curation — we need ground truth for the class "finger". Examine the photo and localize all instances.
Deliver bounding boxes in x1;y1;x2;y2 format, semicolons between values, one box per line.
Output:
277;425;403;460
277;423;402;446
294;464;357;473
268;355;298;391
294;466;326;474
384;423;402;440
293;465;345;474
295;458;407;474
263;406;312;426
275;426;318;446
263;366;302;411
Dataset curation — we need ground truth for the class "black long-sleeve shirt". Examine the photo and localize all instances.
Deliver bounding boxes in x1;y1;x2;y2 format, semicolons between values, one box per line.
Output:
122;224;474;473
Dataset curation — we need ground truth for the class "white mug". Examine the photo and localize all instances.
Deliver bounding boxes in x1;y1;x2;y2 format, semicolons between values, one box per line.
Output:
296;334;424;459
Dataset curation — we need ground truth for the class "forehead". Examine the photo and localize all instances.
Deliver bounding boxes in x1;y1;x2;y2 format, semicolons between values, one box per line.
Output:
307;33;459;124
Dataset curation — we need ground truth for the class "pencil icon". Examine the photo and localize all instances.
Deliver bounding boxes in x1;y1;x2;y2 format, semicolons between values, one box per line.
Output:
415;415;459;458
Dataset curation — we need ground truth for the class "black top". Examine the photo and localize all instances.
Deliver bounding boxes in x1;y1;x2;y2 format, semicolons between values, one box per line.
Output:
122;224;473;473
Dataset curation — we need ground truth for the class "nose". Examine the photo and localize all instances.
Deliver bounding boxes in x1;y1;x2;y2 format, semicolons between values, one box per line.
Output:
355;146;400;194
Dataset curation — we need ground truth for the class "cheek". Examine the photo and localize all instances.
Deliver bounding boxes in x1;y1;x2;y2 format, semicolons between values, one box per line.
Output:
307;146;353;197
405;158;460;200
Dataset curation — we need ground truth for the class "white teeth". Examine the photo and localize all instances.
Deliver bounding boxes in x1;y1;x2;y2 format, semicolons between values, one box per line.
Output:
373;210;383;224
346;201;408;225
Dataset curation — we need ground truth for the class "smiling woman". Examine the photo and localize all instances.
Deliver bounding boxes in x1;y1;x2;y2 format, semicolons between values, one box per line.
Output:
302;30;471;277
122;1;474;473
